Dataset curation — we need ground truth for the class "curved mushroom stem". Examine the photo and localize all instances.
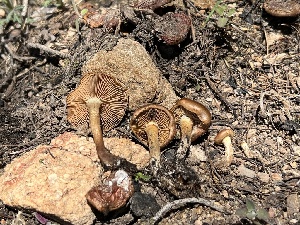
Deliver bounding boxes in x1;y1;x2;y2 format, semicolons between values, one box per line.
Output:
177;115;193;160
86;97;122;169
222;136;234;166
145;121;160;167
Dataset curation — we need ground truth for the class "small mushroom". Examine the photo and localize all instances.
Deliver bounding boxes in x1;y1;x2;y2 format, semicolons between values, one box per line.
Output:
130;104;176;168
66;73;130;169
86;170;134;215
170;98;212;160
214;128;234;167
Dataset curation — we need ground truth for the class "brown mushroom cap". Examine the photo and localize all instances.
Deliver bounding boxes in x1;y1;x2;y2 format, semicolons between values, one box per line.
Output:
130;104;176;148
171;98;212;141
214;128;234;145
66;73;127;132
264;0;300;17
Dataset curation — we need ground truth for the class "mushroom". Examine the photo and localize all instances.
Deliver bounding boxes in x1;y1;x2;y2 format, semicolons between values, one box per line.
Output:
130;104;176;168
66;73;130;169
214;128;234;166
86;170;134;215
170;98;212;160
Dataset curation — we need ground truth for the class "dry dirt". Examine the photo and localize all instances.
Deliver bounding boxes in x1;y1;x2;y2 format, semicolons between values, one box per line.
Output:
0;0;300;224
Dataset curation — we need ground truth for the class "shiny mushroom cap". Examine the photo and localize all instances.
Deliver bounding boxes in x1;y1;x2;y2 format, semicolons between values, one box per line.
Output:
66;73;127;132
214;128;234;145
171;98;212;141
130;104;176;149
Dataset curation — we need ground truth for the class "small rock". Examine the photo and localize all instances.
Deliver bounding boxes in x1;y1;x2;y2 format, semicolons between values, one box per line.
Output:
0;8;5;18
287;194;299;216
257;172;270;183
187;145;207;163
130;192;160;218
237;164;256;178
270;173;283;182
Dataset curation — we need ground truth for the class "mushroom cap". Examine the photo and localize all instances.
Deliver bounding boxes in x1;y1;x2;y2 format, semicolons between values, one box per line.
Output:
171;98;212;141
66;73;127;132
214;128;234;145
264;0;300;17
130;104;176;148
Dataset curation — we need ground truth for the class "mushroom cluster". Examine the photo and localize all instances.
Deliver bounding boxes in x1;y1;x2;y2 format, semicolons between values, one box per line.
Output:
130;98;212;168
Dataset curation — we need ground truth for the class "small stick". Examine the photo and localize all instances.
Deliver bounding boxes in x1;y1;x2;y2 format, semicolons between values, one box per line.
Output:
27;42;69;58
152;197;227;223
21;0;28;17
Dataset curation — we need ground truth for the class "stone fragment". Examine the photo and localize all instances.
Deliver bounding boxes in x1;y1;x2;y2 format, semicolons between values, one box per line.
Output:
257;172;270;183
82;38;179;111
287;194;299;216
237;164;256;178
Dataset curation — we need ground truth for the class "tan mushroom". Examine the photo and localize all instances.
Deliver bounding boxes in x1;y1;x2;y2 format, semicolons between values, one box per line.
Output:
214;128;234;166
170;98;212;160
86;170;134;215
66;73;129;169
130;104;176;168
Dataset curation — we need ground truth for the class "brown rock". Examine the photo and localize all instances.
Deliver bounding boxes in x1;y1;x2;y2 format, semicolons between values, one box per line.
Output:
82;38;179;110
287;194;299;216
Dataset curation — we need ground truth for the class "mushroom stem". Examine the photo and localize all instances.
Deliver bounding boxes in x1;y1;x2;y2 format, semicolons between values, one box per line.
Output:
145;121;160;164
86;97;105;152
177;115;193;160
86;97;121;168
222;136;234;166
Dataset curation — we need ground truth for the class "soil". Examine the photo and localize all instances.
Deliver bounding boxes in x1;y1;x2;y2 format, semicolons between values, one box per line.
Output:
0;0;300;224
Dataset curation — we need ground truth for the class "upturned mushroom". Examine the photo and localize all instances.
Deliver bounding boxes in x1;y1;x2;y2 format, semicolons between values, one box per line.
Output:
214;128;234;167
130;104;176;168
86;170;134;215
67;73;131;169
170;98;212;160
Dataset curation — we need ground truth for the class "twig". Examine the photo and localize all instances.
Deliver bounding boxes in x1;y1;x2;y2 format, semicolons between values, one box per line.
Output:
4;44;36;61
27;42;69;58
152;197;227;223
204;72;235;116
230;24;266;51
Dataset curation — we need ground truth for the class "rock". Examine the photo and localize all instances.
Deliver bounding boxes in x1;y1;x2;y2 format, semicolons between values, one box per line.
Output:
187;145;207;163
0;143;101;225
0;132;150;225
237;164;256;178
130;192;161;218
257;172;270;183
82;38;179;111
287;194;299;216
51;132;151;169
